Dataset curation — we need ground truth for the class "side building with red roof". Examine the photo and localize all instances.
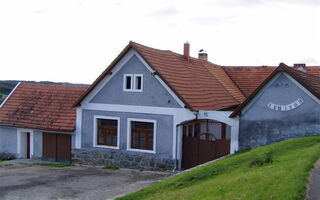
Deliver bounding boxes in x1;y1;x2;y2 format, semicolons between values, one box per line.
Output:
0;83;88;162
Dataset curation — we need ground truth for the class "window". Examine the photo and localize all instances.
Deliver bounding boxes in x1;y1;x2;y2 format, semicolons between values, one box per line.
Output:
135;75;142;90
123;74;143;92
194;123;200;138
125;75;131;90
94;116;120;149
127;118;156;153
183;122;200;138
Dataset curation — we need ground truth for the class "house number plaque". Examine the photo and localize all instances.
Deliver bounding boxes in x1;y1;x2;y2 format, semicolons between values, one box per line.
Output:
267;98;304;111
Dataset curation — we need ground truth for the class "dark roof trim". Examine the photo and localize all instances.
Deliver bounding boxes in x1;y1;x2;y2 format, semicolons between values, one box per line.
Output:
73;41;192;110
0;82;21;108
230;63;320;118
73;42;132;107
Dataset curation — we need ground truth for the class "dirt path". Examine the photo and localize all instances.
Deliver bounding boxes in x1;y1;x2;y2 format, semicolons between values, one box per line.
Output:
0;163;170;200
306;158;320;200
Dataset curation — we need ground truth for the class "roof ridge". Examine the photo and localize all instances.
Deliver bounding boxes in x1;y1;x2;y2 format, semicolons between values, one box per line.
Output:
130;41;172;53
130;41;213;62
20;82;89;88
222;65;276;68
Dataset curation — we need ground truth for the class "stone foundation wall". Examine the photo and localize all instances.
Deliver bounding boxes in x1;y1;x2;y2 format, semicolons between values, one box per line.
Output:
72;148;174;171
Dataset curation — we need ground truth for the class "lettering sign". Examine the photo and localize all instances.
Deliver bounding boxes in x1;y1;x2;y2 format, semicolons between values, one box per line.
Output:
267;98;304;111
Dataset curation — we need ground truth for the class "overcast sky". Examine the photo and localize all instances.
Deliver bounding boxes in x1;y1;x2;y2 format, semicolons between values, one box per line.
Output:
0;0;319;84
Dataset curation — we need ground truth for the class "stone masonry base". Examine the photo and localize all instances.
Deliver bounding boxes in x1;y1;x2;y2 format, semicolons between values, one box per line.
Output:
72;148;174;171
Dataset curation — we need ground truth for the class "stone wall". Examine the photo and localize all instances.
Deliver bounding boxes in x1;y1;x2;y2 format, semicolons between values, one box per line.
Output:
72;148;174;171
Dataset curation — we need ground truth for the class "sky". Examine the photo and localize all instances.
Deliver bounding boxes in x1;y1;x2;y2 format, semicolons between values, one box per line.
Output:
0;0;319;84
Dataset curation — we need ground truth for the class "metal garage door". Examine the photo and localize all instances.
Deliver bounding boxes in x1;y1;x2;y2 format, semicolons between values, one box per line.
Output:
42;133;71;162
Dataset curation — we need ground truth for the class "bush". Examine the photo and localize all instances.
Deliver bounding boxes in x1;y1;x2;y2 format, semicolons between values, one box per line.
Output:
249;150;273;167
103;165;119;170
0;152;16;161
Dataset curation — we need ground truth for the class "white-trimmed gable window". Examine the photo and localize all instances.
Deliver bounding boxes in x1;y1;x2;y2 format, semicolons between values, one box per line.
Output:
123;74;143;92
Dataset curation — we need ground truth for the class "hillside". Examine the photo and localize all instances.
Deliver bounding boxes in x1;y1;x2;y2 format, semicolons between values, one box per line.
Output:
0;80;88;104
118;136;320;200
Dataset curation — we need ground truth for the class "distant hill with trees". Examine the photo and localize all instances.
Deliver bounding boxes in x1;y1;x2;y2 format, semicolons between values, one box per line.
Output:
0;80;88;105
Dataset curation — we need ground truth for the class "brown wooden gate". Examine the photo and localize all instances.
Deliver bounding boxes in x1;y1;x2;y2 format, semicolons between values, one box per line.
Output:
42;133;71;162
182;135;230;169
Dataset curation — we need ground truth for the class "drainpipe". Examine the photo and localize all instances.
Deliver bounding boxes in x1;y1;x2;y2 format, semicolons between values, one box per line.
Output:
173;125;178;172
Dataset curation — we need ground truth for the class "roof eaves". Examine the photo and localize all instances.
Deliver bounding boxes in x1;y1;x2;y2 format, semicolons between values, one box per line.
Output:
0;123;75;133
72;42;134;107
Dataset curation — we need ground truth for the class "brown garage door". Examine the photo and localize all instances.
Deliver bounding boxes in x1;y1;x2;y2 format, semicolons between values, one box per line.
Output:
182;134;230;169
43;133;71;162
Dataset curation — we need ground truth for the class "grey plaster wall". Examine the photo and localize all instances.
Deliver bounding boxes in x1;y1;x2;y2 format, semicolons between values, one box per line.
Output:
0;127;17;155
239;74;320;150
76;109;175;170
33;131;42;158
90;55;181;108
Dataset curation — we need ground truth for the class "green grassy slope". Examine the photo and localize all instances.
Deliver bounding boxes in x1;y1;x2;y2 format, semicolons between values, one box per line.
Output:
118;136;320;200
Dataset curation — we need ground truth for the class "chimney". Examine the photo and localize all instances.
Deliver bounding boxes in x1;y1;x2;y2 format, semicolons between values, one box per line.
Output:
198;49;208;61
183;42;190;61
293;63;306;72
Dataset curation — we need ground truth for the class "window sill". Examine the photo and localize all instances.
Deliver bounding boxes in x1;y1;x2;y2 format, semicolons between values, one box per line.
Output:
93;144;119;150
127;148;155;154
123;89;143;92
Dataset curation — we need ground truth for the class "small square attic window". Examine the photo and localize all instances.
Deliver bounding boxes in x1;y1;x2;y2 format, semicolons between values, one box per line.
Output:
123;74;143;92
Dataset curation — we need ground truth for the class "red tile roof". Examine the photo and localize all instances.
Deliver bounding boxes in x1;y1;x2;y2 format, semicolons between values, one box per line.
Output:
74;41;320;111
306;66;320;77
0;83;88;132
203;63;246;103
223;66;319;97
74;42;242;111
133;43;243;110
230;63;320;117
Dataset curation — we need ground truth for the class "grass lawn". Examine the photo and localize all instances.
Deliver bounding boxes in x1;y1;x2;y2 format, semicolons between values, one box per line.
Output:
32;162;72;168
118;136;320;200
0;160;5;162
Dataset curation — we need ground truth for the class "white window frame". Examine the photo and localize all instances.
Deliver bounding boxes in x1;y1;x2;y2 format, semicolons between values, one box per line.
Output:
123;74;143;92
123;74;133;91
93;115;120;149
127;118;156;154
